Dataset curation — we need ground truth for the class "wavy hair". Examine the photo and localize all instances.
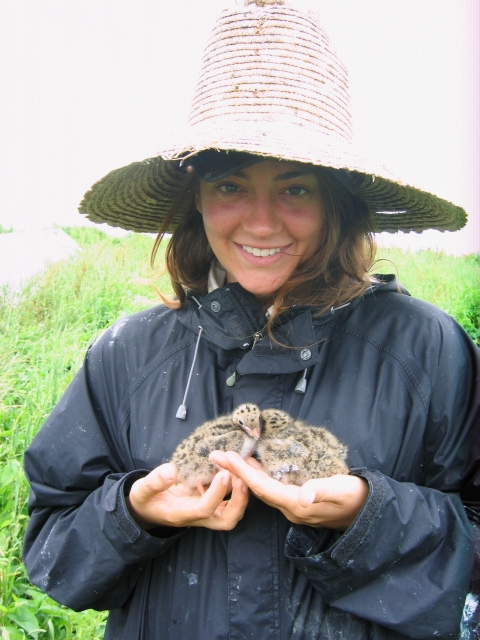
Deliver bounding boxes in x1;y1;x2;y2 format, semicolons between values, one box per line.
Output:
151;166;377;330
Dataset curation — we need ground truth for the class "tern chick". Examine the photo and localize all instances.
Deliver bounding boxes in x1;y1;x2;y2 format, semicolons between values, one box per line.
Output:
257;408;349;485
170;403;261;491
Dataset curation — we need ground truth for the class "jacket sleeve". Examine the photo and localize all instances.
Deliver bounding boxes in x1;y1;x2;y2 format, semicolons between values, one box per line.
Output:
459;337;480;636
23;327;185;612
285;321;479;639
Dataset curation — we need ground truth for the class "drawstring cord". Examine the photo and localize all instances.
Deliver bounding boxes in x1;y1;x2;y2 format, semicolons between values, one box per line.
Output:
226;371;236;387
331;302;351;314
190;295;203;309
295;368;308;394
176;326;204;420
293;303;350;394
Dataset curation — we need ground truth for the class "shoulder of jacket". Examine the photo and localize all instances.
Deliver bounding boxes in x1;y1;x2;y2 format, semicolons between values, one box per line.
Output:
87;303;191;366
96;304;176;341
329;281;471;363
361;282;456;327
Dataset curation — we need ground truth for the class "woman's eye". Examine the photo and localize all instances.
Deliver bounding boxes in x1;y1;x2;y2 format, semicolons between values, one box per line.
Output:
218;183;241;194
284;186;308;196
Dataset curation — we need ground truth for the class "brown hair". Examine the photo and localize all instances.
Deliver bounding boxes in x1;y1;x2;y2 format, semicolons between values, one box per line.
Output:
151;166;377;330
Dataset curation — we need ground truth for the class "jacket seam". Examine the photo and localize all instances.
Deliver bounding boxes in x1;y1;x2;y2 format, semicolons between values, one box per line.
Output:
326;322;429;415
271;510;281;640
119;339;198;432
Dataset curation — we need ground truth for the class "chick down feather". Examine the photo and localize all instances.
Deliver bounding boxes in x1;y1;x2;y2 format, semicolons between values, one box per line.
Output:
170;403;261;489
257;408;349;485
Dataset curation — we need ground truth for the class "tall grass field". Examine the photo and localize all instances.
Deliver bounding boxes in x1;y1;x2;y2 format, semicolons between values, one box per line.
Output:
1;228;479;638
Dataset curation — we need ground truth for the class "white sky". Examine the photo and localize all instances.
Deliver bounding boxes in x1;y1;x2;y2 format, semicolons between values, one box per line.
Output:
1;0;479;254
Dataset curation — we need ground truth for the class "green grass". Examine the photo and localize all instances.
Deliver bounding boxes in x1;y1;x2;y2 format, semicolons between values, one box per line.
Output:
0;229;170;639
0;229;478;638
373;248;480;345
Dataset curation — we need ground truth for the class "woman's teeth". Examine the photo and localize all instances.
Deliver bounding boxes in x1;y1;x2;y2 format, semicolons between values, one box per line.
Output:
242;246;282;257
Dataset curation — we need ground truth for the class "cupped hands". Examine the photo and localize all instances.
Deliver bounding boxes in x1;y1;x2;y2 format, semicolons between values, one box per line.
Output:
126;463;249;531
209;451;369;531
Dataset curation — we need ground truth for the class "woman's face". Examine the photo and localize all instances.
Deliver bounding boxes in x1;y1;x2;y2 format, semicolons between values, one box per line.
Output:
196;160;325;296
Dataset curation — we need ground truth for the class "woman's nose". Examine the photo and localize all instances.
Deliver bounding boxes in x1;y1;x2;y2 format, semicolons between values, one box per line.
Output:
242;194;282;235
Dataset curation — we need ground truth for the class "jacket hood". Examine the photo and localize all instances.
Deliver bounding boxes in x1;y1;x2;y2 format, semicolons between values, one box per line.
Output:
174;282;321;376
174;275;409;345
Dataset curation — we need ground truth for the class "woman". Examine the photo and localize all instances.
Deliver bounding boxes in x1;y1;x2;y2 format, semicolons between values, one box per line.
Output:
23;2;479;638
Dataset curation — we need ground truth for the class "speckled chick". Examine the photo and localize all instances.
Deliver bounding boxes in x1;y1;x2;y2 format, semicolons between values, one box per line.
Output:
256;408;349;485
170;403;261;490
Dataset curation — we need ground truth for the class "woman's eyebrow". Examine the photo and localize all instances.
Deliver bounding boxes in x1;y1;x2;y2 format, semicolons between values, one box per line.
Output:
225;169;316;181
228;170;250;180
273;170;315;181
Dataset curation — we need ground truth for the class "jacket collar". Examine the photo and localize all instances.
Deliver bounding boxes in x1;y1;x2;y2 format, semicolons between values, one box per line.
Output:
310;274;410;326
174;283;320;373
175;283;266;349
174;276;406;367
172;277;407;418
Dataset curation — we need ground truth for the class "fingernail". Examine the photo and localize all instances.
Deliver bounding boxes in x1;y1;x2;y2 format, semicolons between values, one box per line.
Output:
301;490;315;506
221;472;230;485
242;483;248;494
160;465;175;483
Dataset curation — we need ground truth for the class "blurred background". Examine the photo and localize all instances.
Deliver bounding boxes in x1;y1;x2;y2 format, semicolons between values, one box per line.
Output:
1;0;479;254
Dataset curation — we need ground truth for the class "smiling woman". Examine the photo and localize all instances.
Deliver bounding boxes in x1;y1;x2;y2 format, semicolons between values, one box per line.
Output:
196;161;324;296
154;158;376;325
23;1;480;639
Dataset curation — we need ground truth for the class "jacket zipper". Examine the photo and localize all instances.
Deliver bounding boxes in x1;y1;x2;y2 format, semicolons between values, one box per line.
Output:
225;287;265;348
224;288;265;388
224;288;303;347
223;289;302;388
252;332;263;348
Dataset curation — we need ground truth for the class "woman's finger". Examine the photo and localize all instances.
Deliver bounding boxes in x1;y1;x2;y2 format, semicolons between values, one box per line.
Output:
185;473;248;529
297;477;331;507
298;475;369;508
208;450;233;471
215;451;300;507
211;475;250;528
294;475;370;529
210;451;269;480
192;470;233;519
225;475;249;511
244;456;265;471
135;463;178;497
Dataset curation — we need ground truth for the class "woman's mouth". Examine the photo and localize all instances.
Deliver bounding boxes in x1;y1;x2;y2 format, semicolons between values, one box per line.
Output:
242;245;282;257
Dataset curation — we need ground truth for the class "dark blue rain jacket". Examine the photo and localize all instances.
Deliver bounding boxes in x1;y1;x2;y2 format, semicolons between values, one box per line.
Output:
23;278;480;639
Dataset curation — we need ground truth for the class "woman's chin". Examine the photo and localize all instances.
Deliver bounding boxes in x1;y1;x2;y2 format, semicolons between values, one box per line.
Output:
232;274;288;297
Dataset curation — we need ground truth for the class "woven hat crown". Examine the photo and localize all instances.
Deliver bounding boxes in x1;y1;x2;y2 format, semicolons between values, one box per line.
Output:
189;1;352;144
78;0;467;234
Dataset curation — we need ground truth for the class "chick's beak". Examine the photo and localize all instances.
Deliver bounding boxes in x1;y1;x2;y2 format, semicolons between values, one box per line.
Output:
238;420;261;440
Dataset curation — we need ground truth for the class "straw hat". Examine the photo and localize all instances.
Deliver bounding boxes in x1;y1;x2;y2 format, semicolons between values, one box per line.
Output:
79;0;466;234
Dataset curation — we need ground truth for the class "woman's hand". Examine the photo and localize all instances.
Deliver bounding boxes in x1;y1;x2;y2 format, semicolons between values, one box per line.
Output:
126;463;249;531
209;451;369;531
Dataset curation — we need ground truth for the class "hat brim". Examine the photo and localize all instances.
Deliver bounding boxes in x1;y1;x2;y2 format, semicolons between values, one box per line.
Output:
79;2;467;236
79;140;467;235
